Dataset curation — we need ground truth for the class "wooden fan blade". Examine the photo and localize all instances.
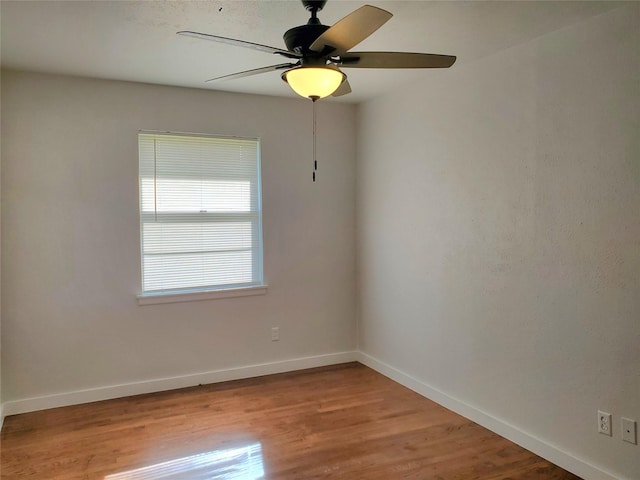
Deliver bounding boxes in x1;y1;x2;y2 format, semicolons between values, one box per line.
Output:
309;5;392;55
205;63;298;82
178;31;301;59
331;79;352;97
339;52;457;68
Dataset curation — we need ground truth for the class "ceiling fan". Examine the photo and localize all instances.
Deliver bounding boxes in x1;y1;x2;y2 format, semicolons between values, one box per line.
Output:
178;0;456;101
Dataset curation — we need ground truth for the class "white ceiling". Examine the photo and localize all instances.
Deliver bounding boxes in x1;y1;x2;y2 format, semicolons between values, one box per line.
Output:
0;0;624;103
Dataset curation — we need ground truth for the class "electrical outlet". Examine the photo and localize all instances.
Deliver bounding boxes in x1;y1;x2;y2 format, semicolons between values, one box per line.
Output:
271;327;280;342
598;410;612;436
621;417;637;444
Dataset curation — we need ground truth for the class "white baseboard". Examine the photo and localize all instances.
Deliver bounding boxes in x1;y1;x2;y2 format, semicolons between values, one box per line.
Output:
0;351;357;420
0;350;625;480
355;351;622;480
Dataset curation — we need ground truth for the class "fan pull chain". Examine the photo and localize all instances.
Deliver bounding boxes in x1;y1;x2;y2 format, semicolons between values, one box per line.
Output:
312;97;317;182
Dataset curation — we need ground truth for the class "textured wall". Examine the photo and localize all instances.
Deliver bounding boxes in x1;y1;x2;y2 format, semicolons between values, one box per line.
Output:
1;71;357;402
357;5;639;479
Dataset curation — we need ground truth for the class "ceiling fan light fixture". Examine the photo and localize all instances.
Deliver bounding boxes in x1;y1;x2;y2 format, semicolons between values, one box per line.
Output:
282;66;345;100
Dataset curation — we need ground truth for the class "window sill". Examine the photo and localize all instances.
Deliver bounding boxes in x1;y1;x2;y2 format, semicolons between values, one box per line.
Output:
137;285;268;305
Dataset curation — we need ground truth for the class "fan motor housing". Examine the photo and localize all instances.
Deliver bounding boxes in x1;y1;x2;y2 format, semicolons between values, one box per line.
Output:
284;24;329;54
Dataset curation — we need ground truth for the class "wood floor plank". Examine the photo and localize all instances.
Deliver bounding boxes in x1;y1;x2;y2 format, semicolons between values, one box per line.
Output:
0;363;581;479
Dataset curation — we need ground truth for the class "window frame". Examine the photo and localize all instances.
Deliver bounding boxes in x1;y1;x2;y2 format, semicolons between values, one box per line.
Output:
136;130;267;305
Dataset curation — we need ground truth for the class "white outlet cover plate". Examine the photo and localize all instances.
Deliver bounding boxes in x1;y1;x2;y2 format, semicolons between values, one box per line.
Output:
621;417;637;444
598;410;612;436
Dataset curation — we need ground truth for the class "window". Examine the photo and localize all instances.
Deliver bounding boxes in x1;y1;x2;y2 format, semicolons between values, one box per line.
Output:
138;132;264;302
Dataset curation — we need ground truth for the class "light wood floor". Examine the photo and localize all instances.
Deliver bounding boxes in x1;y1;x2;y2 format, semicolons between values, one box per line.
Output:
1;363;581;479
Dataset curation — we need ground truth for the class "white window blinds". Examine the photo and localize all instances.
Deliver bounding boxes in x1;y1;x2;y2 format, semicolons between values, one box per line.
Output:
138;132;263;296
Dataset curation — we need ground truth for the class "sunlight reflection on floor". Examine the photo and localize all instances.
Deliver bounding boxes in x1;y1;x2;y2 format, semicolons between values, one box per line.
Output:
104;442;264;479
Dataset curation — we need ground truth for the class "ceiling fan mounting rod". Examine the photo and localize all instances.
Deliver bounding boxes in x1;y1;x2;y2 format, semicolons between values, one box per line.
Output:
303;1;327;26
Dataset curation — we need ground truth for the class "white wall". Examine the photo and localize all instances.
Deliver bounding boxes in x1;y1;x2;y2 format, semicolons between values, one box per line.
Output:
0;70;3;425
357;4;639;480
1;71;357;405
